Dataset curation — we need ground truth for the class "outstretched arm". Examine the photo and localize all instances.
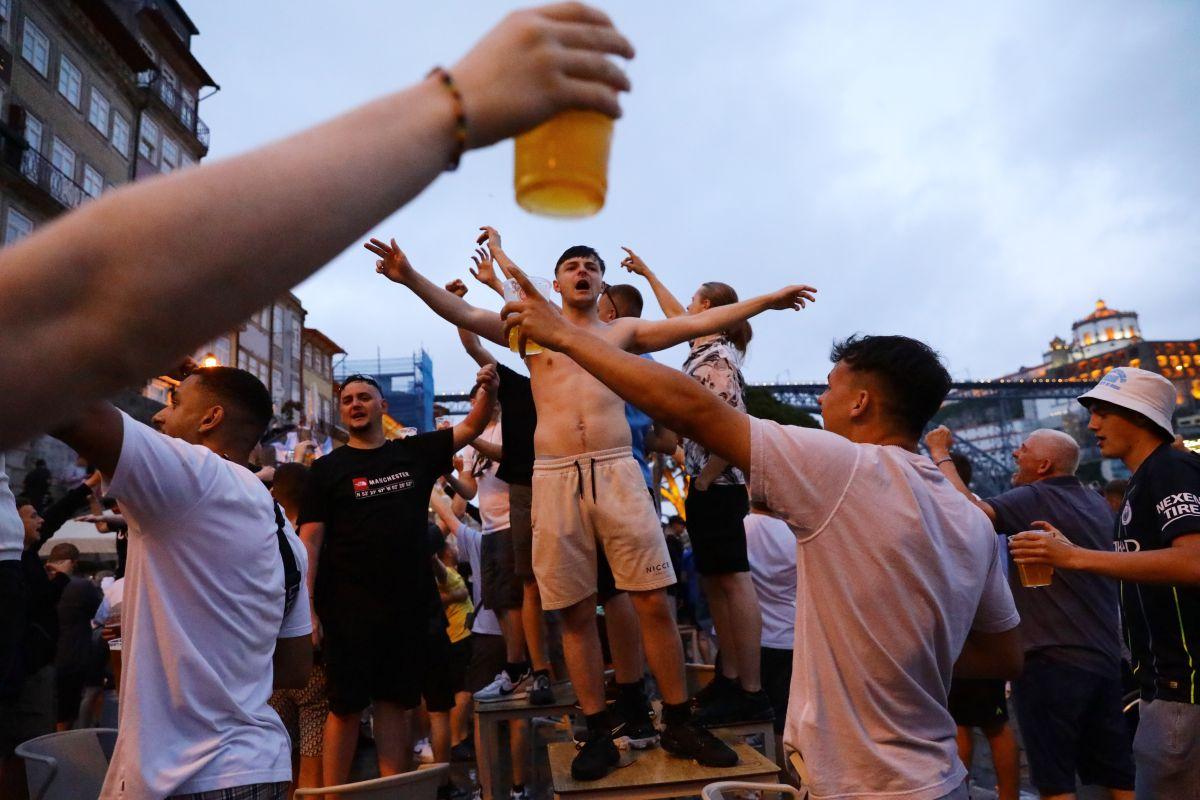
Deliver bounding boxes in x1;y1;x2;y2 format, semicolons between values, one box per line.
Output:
0;4;634;448
1011;523;1200;585
620;247;685;318
445;279;500;368
502;268;751;472
623;284;817;354
370;239;506;345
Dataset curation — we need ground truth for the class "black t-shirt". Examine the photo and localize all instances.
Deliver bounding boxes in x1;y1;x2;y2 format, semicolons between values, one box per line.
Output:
495;365;536;487
299;430;453;627
1116;442;1200;703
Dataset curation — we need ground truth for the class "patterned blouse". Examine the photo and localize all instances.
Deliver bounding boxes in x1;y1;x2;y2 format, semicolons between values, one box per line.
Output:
682;336;747;486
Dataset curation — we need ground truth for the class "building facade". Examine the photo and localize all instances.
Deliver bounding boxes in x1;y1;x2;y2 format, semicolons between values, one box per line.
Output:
943;299;1200;484
0;0;213;246
301;327;345;442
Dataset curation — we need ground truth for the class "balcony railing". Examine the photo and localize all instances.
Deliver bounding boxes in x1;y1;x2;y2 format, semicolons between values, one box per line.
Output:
0;127;86;210
137;71;209;151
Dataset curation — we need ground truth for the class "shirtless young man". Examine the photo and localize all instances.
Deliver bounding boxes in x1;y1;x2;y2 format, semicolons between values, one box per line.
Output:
368;232;815;780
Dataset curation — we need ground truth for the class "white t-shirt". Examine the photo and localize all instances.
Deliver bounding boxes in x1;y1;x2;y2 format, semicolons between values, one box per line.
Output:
0;454;24;561
461;421;510;533
101;413;312;799
454;521;502;636
93;576;126;628
749;418;1018;800
743;511;797;650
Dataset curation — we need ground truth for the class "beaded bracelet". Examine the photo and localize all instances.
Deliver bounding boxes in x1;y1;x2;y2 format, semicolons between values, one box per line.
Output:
428;66;467;171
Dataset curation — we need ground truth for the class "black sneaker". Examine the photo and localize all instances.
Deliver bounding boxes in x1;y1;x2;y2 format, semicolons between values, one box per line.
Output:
611;694;660;750
692;673;737;711
528;672;554;706
450;739;476;762
661;721;739;768
571;730;621;781
437;783;469;800
694;688;776;728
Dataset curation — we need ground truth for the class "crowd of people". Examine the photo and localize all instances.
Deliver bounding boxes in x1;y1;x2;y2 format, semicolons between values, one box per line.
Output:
0;4;1196;800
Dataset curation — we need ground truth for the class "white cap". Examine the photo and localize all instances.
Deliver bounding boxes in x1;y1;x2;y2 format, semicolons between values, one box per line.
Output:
1077;366;1176;439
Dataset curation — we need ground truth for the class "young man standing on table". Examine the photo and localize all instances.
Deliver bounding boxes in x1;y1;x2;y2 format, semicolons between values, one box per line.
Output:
298;366;498;789
500;268;1023;800
371;233;812;780
1010;367;1200;800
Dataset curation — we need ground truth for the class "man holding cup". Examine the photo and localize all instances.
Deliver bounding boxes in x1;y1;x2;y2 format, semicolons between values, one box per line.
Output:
927;426;1134;799
1009;367;1200;799
371;233;815;780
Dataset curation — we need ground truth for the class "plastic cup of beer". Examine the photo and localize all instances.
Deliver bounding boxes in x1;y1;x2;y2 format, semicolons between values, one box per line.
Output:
502;277;552;355
1016;531;1055;587
514;111;613;217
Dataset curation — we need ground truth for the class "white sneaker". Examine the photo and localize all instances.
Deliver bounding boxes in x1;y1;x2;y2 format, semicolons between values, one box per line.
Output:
413;737;434;764
509;787;530;800
473;669;530;703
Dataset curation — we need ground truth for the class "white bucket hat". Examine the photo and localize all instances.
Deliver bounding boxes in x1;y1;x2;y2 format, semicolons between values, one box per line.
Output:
1077;366;1177;439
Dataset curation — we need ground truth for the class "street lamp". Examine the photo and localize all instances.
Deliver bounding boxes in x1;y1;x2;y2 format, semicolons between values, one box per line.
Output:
201;353;220;368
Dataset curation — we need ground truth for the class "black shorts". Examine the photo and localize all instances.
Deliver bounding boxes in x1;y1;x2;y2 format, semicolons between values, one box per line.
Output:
1013;655;1135;795
684;483;750;575
947;678;1008;729
445;637;472;698
761;647;793;734
481;529;523;611
595;545;624;606
467;633;506;694
323;621;453;716
509;484;535;580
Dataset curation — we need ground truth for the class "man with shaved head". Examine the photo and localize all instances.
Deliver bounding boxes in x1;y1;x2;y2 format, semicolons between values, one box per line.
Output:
927;426;1134;800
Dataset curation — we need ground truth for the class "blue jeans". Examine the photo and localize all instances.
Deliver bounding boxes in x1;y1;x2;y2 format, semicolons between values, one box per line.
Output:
1134;698;1200;800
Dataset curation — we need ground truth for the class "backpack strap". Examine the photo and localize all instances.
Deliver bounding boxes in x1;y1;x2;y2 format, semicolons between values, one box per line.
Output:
274;503;302;618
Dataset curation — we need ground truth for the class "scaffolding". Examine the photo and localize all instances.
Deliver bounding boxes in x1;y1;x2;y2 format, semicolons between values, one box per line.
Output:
336;349;435;433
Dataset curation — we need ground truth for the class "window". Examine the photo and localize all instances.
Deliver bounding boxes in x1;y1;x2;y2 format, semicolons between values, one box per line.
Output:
57;55;82;108
138;116;159;163
50;137;75;179
319;397;331;426
0;0;12;41
180;152;197;170
20;113;42;181
160;137;179;172
110;112;130;157
87;87;110;134
180;87;195;128
23;112;42;153
21;17;49;77
82;164;102;198
4;207;32;243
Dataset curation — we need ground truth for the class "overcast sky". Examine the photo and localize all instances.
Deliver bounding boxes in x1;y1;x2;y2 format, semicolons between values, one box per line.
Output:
189;1;1200;393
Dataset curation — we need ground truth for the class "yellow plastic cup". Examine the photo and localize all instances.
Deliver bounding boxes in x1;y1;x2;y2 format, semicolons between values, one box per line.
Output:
514;111;613;217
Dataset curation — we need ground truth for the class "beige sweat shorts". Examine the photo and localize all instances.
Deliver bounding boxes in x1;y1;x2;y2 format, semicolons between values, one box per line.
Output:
531;446;676;610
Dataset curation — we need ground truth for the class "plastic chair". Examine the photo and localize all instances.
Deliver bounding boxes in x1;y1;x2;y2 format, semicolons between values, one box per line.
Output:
295;763;450;798
701;781;804;799
14;728;118;800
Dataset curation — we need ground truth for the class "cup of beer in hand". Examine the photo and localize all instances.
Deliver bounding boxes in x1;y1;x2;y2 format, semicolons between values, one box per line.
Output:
503;277;552;355
514;111;613;217
1015;531;1055;588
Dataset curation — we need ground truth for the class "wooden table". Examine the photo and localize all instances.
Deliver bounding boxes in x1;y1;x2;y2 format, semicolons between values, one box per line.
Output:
548;734;779;800
475;681;579;800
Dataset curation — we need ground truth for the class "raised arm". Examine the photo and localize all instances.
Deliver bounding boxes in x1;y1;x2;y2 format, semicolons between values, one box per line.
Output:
923;426;997;523
502;268;751;472
445;279;500;368
620;247;685;318
370;239;506;344
452;365;499;451
623;284;817;354
0;4;634;448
